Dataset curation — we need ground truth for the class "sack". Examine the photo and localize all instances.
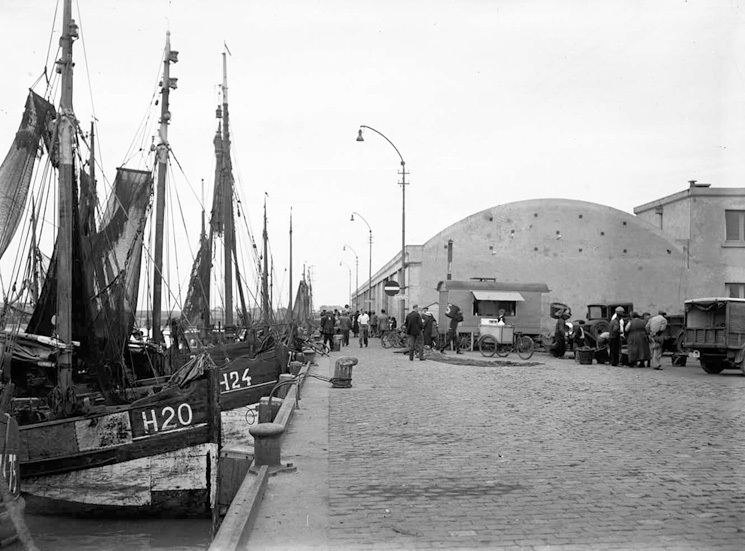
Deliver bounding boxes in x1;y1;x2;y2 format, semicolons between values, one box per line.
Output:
445;303;461;319
653;334;665;345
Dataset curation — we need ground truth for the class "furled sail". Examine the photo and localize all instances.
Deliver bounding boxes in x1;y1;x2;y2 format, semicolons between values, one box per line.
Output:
26;167;153;367
292;279;312;324
88;167;153;361
0;91;56;260
181;231;212;330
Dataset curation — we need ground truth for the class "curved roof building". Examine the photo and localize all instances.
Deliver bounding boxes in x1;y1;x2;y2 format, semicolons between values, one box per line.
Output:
355;185;745;335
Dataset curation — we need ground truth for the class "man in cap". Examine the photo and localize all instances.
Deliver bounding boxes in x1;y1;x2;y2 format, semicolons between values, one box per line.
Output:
609;306;626;366
404;305;425;361
646;310;668;370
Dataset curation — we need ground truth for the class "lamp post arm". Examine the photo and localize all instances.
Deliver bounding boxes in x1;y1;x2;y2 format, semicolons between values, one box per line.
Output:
360;125;405;167
350;211;372;234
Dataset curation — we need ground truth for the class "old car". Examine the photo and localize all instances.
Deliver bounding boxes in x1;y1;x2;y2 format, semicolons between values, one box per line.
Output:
682;297;745;374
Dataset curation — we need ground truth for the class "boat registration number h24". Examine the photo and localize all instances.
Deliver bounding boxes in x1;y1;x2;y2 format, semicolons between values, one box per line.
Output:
220;368;252;393
139;403;194;434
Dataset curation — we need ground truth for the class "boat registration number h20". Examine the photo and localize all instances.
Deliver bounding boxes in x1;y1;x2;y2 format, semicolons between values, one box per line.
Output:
139;403;194;434
220;368;252;393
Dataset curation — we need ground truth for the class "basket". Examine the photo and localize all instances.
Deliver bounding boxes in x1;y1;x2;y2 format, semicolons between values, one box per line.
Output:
577;347;594;365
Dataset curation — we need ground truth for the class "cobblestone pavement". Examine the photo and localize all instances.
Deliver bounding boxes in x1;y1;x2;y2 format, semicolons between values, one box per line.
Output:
326;340;745;550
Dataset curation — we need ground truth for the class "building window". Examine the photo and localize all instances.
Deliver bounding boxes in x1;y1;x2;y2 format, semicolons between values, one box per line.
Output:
725;210;745;242
726;283;745;299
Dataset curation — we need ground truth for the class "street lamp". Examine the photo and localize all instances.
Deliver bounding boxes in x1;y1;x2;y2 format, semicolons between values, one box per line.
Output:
356;125;408;319
343;244;360;311
339;261;352;309
350;211;373;312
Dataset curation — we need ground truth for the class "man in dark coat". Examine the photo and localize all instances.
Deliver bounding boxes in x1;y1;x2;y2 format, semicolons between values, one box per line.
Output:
405;305;425;361
609;306;625;366
320;310;335;351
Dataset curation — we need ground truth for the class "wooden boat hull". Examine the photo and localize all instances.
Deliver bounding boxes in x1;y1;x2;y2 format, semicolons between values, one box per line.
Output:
17;373;221;517
22;443;217;518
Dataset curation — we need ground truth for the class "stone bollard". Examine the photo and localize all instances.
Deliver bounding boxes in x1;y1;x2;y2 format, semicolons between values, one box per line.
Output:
249;422;284;473
289;360;303;376
276;374;296;399
303;348;317;365
332;356;358;388
258;396;283;423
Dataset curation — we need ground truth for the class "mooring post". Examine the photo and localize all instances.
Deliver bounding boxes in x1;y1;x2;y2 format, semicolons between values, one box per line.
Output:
258;396;282;423
276;374;295;399
332;356;358;388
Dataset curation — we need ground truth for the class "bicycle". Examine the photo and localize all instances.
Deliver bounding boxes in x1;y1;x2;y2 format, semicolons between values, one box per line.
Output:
478;328;534;360
381;329;406;349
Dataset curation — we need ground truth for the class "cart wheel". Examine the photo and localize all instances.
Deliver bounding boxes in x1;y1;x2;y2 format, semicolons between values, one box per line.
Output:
458;334;471;351
495;342;510;357
479;335;497;357
516;335;535;360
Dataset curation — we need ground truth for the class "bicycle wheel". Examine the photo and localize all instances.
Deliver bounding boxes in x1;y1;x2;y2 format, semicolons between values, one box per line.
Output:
381;333;394;349
478;335;496;357
516;335;535;360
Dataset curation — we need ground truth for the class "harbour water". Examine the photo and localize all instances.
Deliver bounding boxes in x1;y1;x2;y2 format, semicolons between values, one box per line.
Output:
18;515;211;551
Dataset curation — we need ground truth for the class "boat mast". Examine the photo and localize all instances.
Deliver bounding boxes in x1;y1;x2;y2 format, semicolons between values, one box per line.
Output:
262;196;270;325
152;32;178;344
220;52;234;328
288;208;293;321
55;0;78;414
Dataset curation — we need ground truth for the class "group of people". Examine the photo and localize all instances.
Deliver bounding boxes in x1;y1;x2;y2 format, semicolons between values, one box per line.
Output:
321;302;466;361
552;307;668;369
319;308;398;349
609;307;668;369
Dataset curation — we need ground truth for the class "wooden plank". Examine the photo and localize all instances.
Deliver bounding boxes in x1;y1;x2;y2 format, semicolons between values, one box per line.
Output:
20;424;211;477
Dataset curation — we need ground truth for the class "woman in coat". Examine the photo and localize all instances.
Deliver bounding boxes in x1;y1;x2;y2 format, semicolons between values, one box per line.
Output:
625;312;651;367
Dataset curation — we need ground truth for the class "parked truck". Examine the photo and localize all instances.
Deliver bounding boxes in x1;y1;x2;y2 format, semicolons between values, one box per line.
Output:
682;297;745;374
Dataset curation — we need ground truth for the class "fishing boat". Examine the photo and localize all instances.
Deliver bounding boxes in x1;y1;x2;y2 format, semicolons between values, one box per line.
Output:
161;52;295;418
0;2;221;517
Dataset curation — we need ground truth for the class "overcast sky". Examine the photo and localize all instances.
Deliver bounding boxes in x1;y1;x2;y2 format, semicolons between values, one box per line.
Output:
1;0;744;312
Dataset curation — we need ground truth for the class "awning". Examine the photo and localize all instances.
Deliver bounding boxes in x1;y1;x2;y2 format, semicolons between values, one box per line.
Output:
472;291;525;302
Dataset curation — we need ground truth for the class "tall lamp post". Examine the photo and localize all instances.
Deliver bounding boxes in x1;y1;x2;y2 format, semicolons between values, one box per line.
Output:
339;261;352;309
350;211;373;312
356;125;408;319
343;244;360;310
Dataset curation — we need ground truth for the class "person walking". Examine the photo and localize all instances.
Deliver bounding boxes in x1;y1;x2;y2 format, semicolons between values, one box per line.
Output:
377;309;389;339
405;304;425;361
370;311;379;338
646;310;668;370
421;308;435;348
439;303;464;354
609;306;625;366
320;310;335;352
352;310;360;339
338;310;352;346
626;312;650;367
358;310;370;348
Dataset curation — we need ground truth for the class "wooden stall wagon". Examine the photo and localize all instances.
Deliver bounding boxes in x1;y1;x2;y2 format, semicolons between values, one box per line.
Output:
436;280;550;351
